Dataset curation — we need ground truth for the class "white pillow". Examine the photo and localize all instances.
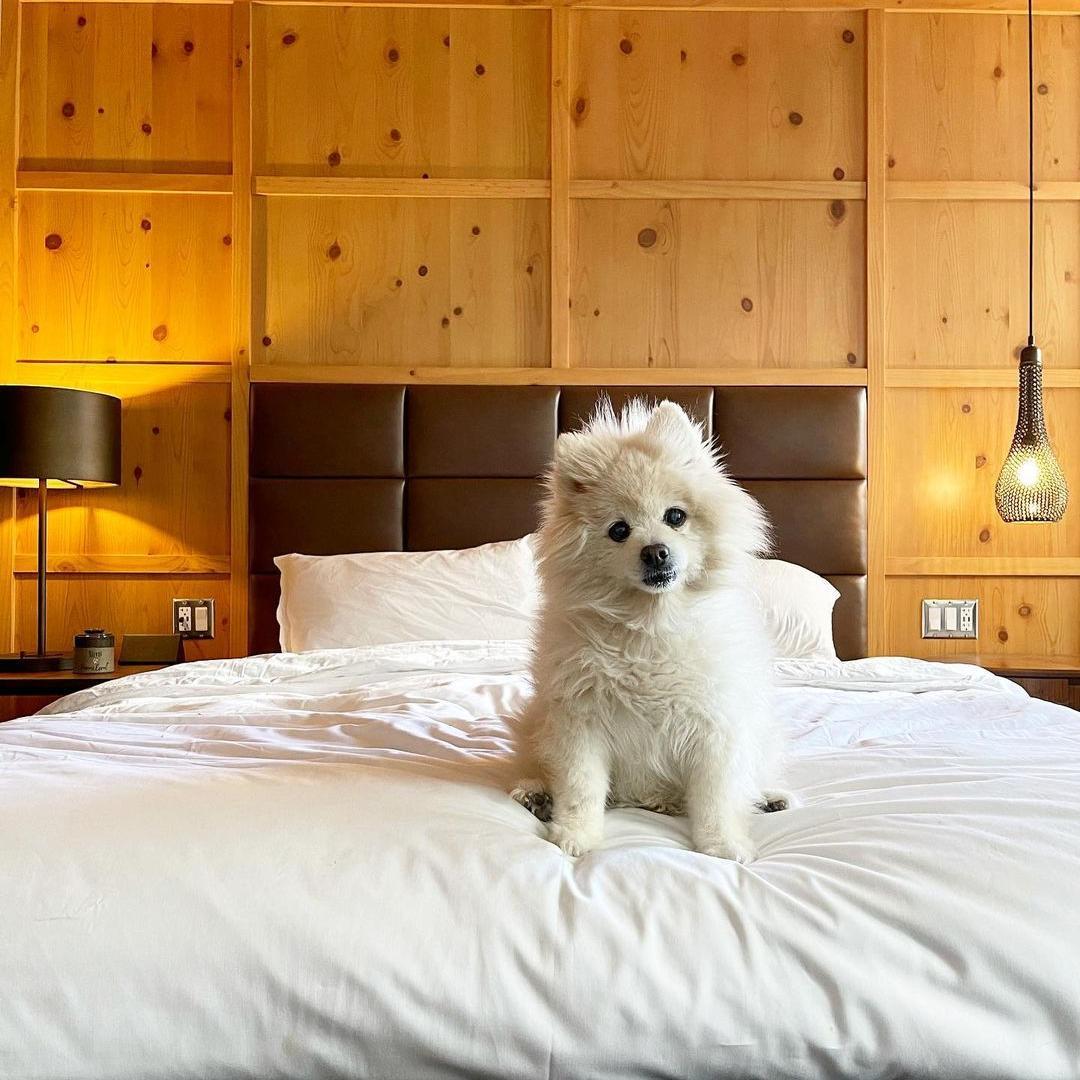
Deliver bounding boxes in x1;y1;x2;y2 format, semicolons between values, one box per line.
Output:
275;536;537;652
748;559;839;660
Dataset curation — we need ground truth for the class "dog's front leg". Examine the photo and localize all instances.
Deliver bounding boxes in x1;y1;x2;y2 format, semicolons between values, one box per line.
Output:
685;735;757;863
542;721;608;858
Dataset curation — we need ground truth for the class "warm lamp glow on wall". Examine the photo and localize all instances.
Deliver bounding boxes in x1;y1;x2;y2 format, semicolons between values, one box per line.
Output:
995;0;1070;523
0;386;121;671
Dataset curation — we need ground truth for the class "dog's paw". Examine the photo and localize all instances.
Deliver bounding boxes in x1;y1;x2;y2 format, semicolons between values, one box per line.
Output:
546;823;597;857
756;788;799;814
511;779;554;822
694;832;756;863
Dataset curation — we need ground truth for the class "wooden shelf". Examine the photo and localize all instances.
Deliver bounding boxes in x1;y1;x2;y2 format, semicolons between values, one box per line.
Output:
887;557;1080;577
17;171;232;195
13;555;230;576
254;176;551;198
571;179;866;200
249;365;869;386
887;180;1080;202
886;368;1080;388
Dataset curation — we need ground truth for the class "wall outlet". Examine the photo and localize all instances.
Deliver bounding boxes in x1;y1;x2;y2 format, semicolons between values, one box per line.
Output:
922;599;978;639
172;598;215;639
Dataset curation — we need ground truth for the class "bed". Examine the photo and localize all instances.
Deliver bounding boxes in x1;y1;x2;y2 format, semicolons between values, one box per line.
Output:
3;386;1079;1079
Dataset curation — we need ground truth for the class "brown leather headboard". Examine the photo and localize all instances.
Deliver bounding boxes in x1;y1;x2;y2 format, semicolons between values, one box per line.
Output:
249;385;867;659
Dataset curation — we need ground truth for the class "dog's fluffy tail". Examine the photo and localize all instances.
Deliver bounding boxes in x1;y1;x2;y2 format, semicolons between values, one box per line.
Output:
510;778;553;822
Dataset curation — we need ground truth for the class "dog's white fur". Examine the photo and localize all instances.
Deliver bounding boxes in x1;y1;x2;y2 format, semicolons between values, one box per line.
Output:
513;399;785;862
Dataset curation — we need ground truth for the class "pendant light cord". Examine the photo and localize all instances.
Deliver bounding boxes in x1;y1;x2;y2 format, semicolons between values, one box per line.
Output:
1027;0;1035;347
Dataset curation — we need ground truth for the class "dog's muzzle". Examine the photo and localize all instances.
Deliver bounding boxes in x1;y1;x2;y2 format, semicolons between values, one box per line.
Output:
640;544;677;589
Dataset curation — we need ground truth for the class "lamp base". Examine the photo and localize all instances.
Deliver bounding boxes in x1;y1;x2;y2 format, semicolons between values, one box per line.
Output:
0;652;73;673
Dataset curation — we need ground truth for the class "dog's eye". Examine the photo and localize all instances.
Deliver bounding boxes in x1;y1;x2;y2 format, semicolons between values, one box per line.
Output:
607;520;631;543
663;507;687;528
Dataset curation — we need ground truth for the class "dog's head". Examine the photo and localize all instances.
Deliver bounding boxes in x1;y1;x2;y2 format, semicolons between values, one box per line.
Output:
539;399;769;607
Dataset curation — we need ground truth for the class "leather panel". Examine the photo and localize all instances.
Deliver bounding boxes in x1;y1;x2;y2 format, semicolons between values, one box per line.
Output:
559;387;714;439
406;479;542;551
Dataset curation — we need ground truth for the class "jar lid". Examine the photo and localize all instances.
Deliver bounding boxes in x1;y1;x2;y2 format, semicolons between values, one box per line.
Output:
75;629;114;647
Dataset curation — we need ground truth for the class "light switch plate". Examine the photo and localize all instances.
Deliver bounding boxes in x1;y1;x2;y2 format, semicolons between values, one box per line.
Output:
922;599;978;639
172;598;215;640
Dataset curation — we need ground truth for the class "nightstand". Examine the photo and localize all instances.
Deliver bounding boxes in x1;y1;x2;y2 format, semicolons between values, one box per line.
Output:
947;655;1080;711
0;666;165;723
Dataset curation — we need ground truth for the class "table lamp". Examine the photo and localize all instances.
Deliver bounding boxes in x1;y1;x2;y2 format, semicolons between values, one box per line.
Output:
0;386;121;671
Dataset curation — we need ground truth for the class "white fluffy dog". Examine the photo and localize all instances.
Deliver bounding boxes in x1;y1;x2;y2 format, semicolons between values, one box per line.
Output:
513;398;787;862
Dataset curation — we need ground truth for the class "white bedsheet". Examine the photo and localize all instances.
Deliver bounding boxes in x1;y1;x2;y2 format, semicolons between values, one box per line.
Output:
2;644;1079;1080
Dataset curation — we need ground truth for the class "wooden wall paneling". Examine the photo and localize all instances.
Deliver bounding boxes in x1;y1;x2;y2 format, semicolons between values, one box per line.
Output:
866;6;886;653
19;3;232;173
570;197;865;368
887;200;1080;368
885;387;1079;560
885;576;1080;659
230;0;251;655
569;11;866;182
15;574;231;661
550;6;569;366
885;13;1080;183
18;190;233;361
253;6;550;180
259;195;550;366
0;0;20;655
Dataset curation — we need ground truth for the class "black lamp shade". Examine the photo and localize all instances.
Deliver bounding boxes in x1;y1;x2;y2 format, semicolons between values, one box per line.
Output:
0;386;121;488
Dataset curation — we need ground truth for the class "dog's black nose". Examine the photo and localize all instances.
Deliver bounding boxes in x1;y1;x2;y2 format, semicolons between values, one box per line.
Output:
640;544;670;569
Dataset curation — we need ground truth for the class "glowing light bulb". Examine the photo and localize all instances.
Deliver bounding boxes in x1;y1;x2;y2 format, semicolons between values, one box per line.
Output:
1016;458;1041;487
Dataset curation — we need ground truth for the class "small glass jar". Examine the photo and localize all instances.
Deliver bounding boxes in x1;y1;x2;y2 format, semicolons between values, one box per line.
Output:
73;629;115;674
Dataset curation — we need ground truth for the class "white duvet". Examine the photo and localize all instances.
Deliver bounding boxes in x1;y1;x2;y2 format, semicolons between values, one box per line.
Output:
2;644;1079;1080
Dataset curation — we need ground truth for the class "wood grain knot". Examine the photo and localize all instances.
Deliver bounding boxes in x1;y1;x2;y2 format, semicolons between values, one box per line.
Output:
77;15;86;27
133;465;143;484
474;63;486;76
961;403;972;413
731;52;746;66
387;46;400;63
224;409;232;423
443;35;451;48
327;150;341;166
152;324;168;341
978;528;991;543
441;316;450;328
846;352;857;365
152;426;160;435
453;306;463;316
788;111;803;126
887;157;896;168
619;38;633;55
1065;270;1073;282
98;107;105;114
941;315;948;324
471;225;481;236
421;173;429;179
637;227;657;248
140;218;151;231
574;97;588;116
222;234;232;246
594;308;600;317
526;264;534;275
1018;604;1032;617
141;122;152;135
183;40;195;55
680;49;687;62
389;128;401;142
394;278;403;287
741;297;754;312
327;242;342;260
61;102;75;118
829;200;846;221
30;324;39;333
44;233;63;251
997;628;1009;643
833;167;845;180
151;42;158;59
1037;83;1049;95
262;335;273;347
992;65;1004;79
842;29;855;43
975;454;987;469
282;32;297;46
418;265;429;277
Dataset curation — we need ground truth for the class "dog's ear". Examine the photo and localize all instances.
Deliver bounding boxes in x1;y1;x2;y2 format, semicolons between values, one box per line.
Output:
552;431;608;495
645;401;708;461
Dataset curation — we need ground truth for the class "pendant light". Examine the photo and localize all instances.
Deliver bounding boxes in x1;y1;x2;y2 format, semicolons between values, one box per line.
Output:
994;0;1070;522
